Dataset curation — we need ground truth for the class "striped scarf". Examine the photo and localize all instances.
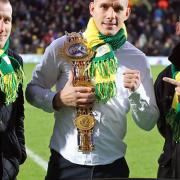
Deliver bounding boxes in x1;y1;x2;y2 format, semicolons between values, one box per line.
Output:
166;65;180;142
0;39;24;105
84;18;127;103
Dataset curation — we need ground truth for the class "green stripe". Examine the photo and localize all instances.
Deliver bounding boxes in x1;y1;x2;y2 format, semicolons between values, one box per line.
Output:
0;38;24;105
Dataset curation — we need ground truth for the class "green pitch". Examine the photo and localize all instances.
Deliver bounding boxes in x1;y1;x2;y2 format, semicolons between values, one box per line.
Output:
17;64;166;179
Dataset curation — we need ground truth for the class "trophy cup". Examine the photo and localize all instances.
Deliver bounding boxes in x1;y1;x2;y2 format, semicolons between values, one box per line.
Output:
60;32;96;152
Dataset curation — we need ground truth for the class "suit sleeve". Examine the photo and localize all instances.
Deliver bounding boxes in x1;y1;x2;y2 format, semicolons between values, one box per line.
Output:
15;83;27;164
14;55;27;164
154;66;173;138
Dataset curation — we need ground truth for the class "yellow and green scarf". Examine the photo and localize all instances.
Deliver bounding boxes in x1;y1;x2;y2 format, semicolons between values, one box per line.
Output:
166;65;180;142
84;18;127;103
0;39;24;105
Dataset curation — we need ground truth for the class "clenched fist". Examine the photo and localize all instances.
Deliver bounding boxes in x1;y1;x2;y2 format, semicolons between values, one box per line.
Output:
123;69;141;92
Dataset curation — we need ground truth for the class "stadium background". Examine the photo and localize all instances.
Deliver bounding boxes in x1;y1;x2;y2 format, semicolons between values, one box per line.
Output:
10;0;179;56
8;0;180;179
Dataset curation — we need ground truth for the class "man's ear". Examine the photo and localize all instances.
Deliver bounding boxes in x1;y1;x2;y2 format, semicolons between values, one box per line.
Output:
89;2;95;16
125;7;131;21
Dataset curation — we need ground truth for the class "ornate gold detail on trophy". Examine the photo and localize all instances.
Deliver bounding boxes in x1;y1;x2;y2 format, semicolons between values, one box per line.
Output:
60;32;94;63
75;115;95;130
60;32;96;152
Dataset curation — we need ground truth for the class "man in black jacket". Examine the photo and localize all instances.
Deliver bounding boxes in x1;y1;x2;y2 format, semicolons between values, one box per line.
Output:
0;0;26;179
154;18;180;178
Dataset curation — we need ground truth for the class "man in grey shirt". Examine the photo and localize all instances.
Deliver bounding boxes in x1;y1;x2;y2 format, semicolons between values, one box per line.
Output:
26;0;159;179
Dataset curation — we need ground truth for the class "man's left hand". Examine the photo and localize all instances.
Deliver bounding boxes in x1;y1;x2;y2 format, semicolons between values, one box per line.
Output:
123;69;141;92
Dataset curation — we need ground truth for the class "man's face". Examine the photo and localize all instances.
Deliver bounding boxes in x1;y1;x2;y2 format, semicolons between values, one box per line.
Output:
0;2;12;49
89;0;130;36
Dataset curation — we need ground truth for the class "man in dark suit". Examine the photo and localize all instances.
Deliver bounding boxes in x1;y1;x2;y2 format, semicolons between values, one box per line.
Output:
154;15;180;179
0;0;26;179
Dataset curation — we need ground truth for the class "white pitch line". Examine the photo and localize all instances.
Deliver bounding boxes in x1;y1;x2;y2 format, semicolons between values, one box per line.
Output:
26;147;48;171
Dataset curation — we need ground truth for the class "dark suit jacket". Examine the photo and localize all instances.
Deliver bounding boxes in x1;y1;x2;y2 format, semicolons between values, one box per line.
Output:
154;65;180;179
0;49;26;179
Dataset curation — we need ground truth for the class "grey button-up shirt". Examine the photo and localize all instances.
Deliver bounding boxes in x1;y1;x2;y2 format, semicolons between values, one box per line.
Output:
26;36;159;165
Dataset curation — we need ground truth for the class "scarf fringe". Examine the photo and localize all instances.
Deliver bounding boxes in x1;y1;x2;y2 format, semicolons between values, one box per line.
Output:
89;57;117;78
0;67;23;105
95;81;116;103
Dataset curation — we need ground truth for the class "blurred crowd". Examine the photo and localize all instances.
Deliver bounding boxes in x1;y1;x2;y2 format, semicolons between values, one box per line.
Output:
10;0;180;56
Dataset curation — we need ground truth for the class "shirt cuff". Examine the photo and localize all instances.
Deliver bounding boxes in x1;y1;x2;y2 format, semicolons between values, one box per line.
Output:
128;83;150;105
43;91;57;112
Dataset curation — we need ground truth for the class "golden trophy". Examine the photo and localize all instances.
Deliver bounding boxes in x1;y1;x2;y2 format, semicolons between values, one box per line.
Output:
60;32;96;152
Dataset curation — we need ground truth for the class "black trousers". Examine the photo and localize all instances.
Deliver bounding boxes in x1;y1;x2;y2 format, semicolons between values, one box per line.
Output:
45;149;129;180
2;157;18;180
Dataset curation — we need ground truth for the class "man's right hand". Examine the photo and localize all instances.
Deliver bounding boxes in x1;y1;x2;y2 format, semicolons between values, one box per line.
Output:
53;71;95;110
163;77;180;95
